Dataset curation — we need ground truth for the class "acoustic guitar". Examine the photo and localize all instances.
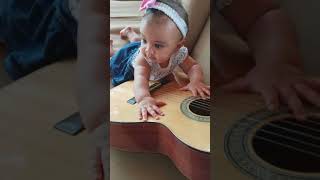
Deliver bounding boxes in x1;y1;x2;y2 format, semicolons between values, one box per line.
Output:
110;79;211;180
213;89;320;180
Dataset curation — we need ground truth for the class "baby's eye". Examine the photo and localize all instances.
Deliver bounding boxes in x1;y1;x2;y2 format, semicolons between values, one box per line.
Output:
141;39;147;44
155;44;163;49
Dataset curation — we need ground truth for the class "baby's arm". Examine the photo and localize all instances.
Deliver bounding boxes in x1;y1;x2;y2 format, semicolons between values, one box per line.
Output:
134;53;165;121
77;0;107;179
77;0;107;131
220;0;320;119
179;56;210;98
134;53;151;102
220;0;301;67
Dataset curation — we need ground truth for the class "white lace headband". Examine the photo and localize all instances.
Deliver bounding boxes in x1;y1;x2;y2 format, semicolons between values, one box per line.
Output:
140;0;188;38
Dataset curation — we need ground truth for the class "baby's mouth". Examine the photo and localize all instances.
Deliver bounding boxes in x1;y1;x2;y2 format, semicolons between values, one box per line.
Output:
145;55;156;62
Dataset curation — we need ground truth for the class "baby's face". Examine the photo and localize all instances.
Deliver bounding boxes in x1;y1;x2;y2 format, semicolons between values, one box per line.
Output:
139;17;183;67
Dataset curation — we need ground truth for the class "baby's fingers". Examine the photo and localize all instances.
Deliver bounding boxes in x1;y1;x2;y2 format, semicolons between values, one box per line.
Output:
221;77;248;92
197;88;207;99
152;105;165;116
147;106;159;120
260;87;279;111
202;87;210;96
295;83;320;108
155;100;166;107
191;88;198;96
179;86;188;91
138;110;142;120
305;78;320;90
279;86;306;120
140;107;148;121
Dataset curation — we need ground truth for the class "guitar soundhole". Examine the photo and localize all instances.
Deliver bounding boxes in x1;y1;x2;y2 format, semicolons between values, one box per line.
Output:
189;99;210;116
180;97;210;122
252;116;320;173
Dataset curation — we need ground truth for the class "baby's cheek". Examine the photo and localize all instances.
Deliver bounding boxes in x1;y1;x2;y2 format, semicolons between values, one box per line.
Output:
159;52;170;61
140;47;145;52
139;48;147;58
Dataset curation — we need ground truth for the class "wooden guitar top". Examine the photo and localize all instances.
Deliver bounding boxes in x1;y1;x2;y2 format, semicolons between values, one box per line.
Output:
110;81;210;153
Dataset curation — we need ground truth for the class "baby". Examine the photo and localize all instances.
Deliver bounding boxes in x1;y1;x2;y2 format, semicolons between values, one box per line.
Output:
110;0;210;121
214;0;320;120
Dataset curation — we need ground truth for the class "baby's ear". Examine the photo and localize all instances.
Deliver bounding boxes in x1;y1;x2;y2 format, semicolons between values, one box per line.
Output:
176;38;186;50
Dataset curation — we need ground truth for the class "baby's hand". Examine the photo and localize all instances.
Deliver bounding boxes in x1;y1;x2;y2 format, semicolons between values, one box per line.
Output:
138;96;166;121
222;63;320;120
180;81;210;99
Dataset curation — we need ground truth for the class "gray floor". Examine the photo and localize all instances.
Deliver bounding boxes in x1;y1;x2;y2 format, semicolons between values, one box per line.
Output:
110;148;188;180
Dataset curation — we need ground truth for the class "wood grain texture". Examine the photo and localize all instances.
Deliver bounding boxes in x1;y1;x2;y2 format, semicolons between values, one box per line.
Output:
110;80;210;180
110;81;210;152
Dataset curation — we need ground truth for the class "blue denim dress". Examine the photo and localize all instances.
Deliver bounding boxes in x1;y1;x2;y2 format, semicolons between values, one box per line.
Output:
110;41;140;86
0;0;77;79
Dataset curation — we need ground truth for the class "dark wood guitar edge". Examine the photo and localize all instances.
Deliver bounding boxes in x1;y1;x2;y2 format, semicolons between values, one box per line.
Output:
110;122;210;180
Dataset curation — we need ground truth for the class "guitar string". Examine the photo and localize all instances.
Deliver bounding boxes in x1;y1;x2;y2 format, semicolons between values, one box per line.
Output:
281;119;320;133
130;84;210;110
154;90;211;105
153;87;211;100
161;95;211;111
258;128;320;149
302;118;320;126
152;85;210;96
151;90;211;110
237;117;320;158
254;135;320;159
149;86;211;104
152;91;211;110
152;88;211;108
246;117;320;141
152;84;320;158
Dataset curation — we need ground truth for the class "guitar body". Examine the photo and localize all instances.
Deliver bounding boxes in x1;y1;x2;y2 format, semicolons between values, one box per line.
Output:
110;81;210;180
213;90;320;180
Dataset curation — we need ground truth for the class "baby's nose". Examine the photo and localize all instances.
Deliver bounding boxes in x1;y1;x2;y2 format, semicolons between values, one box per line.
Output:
145;46;154;58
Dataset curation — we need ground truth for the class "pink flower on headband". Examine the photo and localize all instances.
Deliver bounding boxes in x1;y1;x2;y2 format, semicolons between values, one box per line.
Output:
139;0;158;11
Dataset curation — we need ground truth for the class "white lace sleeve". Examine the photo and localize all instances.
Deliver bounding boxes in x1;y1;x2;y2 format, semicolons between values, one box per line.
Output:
130;50;140;68
173;46;188;65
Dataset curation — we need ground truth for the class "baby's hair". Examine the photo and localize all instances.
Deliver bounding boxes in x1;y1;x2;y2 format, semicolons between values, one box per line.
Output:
142;0;189;37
